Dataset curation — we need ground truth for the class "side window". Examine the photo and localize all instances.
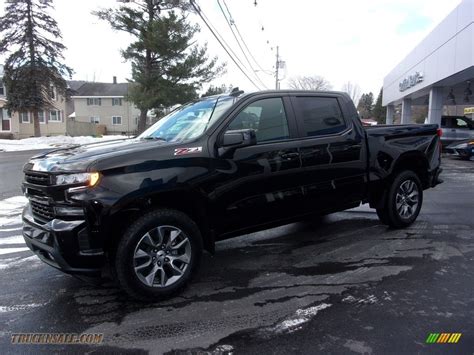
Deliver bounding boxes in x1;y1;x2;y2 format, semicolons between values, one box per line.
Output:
296;97;346;137
455;118;468;129
226;97;289;143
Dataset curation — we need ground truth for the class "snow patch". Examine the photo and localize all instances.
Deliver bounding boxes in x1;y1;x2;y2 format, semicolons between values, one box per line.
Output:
0;135;129;152
214;344;234;353
272;303;332;333
0;196;27;229
0;255;38;270
0;247;29;255
0;235;25;245
0;196;27;215
0;302;46;313
342;294;379;305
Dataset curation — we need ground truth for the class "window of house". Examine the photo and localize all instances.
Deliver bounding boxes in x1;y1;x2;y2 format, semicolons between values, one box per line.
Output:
0;83;5;96
1;109;11;131
112;98;122;106
20;112;30;123
226;97;289;143
50;86;57;101
295;97;346;137
38;111;45;124
90;116;100;124
87;98;101;106
49;110;61;122
112;116;122;125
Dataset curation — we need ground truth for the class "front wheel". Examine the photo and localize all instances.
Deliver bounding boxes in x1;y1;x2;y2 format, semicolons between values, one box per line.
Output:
114;209;202;301
377;170;423;228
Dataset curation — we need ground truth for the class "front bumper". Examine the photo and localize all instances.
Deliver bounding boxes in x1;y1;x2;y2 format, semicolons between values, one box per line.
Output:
22;205;105;276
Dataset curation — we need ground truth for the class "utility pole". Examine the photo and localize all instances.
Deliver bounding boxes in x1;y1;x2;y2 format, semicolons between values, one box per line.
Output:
275;45;279;90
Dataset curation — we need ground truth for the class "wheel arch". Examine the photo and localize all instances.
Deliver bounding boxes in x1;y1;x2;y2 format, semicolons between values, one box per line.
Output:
102;189;214;256
369;150;429;209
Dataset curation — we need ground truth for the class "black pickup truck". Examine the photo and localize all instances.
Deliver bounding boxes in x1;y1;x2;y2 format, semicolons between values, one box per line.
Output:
22;90;442;300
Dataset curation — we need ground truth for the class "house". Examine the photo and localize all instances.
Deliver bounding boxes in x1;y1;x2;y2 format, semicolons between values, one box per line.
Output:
0;65;11;136
0;64;68;139
70;78;140;135
0;70;141;138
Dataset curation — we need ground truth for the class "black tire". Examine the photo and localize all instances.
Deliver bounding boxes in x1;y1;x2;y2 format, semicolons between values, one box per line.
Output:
376;208;390;225
383;170;423;228
114;208;202;301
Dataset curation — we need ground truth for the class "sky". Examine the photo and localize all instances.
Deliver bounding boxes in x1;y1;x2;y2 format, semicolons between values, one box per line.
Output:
0;0;464;96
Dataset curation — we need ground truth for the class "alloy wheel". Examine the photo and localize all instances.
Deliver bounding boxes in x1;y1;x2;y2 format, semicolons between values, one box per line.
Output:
395;179;419;219
133;225;191;288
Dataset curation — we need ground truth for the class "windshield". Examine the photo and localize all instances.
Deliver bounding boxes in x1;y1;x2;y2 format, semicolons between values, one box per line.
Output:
139;96;236;142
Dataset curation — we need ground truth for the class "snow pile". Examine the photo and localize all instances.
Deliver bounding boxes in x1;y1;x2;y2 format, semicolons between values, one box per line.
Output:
0;135;129;152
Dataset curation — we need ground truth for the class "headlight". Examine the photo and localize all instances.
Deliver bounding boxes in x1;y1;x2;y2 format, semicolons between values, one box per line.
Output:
55;172;100;187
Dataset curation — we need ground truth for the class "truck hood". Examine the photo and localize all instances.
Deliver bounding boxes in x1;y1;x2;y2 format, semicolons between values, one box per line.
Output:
27;138;170;172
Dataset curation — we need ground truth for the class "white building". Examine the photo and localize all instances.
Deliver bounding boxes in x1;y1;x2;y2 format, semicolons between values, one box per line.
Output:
383;0;474;124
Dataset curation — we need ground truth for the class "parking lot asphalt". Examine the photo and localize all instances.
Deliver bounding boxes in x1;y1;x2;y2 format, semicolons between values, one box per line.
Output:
0;152;472;354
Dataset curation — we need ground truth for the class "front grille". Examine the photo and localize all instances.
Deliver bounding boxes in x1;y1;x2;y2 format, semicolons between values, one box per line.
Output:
25;171;51;186
30;200;55;221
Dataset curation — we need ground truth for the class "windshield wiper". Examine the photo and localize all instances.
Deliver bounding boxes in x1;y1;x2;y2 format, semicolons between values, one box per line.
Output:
142;136;167;141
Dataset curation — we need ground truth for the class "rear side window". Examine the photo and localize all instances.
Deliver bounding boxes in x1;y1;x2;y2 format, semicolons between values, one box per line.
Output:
295;97;346;137
455;118;469;128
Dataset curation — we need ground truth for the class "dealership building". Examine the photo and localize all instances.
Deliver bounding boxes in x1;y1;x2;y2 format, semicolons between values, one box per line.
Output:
383;0;474;124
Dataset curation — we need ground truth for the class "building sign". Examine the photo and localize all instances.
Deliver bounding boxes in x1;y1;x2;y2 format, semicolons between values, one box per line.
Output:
464;107;474;115
399;72;424;92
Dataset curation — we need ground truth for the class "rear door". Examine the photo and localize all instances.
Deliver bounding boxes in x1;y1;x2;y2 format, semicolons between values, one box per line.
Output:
289;94;367;214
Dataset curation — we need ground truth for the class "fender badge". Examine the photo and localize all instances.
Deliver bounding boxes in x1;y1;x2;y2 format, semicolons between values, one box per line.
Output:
174;147;203;156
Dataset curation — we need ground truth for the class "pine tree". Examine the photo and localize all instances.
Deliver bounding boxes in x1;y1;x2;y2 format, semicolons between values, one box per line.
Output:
201;84;233;97
0;0;72;137
95;1;225;133
357;92;374;119
373;88;387;124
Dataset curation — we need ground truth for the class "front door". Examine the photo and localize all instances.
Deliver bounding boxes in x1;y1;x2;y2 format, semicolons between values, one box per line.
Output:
208;96;303;235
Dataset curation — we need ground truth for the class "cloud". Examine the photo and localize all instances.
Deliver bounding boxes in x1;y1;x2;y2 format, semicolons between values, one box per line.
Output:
0;0;463;97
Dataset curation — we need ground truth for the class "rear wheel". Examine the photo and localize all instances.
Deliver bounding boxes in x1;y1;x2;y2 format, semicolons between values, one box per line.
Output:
378;171;423;228
114;209;202;301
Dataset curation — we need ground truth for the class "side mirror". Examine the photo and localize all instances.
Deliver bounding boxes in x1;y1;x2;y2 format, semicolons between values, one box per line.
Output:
222;129;257;148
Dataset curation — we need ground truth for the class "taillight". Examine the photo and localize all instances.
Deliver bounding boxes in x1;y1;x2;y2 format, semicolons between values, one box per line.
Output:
437;128;442;137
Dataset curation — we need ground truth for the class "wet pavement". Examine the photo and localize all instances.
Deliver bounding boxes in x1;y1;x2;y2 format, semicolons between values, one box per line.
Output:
0;153;473;354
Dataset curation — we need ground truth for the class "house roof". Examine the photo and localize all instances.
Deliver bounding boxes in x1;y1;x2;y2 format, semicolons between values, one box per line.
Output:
67;80;87;92
72;82;129;97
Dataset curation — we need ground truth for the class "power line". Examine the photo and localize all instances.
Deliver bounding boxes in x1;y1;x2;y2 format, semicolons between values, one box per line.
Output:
217;0;268;89
222;0;269;75
190;0;262;90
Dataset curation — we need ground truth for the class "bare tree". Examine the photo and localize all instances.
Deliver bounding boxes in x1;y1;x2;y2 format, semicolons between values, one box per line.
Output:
341;81;361;104
287;75;332;91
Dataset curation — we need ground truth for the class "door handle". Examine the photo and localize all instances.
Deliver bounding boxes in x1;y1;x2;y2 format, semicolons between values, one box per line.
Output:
281;152;299;160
